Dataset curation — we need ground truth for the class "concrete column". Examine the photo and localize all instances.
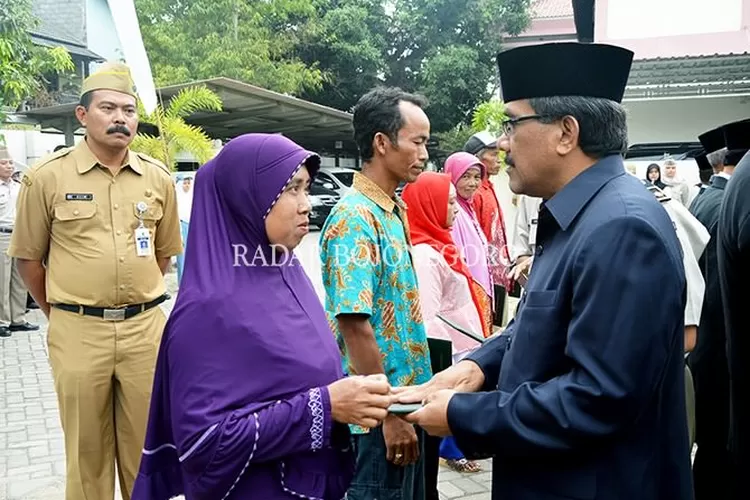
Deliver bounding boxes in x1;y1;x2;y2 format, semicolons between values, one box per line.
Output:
63;119;75;147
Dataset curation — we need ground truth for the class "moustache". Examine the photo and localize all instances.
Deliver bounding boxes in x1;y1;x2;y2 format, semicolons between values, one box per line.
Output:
107;125;131;136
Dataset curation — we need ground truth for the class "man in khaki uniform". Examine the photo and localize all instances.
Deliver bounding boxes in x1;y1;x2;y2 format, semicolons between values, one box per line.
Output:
0;146;38;338
8;62;182;500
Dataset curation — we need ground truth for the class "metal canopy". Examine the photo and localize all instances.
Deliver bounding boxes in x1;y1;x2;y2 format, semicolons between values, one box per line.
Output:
625;53;750;99
20;77;357;155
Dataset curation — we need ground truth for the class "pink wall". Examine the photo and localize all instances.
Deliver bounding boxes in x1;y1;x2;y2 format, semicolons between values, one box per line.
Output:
595;0;750;59
502;17;577;49
526;17;576;37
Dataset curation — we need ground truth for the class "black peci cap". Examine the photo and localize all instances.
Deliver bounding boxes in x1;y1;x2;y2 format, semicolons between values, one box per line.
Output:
695;153;711;172
495;42;634;103
698;127;725;154
723;119;750;151
722;118;750;165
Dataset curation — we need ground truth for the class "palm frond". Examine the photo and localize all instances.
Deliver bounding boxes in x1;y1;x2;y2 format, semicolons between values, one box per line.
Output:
163;117;216;165
166;86;223;120
131;135;169;165
137;100;166;129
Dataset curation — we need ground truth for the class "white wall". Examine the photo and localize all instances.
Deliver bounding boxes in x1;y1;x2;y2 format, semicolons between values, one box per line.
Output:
320;156;357;168
0;130;80;171
624;94;750;145
606;0;743;40
86;0;124;63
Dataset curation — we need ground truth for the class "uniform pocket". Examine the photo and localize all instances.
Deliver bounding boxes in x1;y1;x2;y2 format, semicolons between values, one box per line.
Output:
53;201;100;248
54;201;97;222
524;290;558;308
504;289;568;383
133;202;163;229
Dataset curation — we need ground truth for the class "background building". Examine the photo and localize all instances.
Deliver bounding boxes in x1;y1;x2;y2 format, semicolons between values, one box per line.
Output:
502;0;750;144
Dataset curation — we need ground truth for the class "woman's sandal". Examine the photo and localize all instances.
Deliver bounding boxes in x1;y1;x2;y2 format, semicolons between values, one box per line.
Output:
444;458;482;473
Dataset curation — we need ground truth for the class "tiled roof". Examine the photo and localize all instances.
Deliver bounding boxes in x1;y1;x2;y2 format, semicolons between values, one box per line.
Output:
625;52;750;99
31;0;86;47
531;0;574;19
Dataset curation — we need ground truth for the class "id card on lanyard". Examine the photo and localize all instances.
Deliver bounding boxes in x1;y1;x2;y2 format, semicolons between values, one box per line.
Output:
135;201;153;257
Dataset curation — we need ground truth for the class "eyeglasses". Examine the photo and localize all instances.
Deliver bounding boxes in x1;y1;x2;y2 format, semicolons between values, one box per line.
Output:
500;114;551;136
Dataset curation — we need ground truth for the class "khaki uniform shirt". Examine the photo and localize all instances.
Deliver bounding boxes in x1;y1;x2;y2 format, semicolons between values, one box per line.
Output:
8;140;182;307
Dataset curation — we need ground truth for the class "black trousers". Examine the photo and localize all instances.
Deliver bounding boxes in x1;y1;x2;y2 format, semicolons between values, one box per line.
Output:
493;284;507;326
424;434;441;500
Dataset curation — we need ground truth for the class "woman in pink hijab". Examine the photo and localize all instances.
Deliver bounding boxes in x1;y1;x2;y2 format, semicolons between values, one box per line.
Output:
443;152;494;339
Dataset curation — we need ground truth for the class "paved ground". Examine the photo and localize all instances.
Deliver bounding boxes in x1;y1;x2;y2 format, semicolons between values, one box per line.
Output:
0;233;493;499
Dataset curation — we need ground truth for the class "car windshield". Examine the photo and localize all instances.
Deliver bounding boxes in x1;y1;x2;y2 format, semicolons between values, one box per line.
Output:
310;183;335;195
332;171;354;186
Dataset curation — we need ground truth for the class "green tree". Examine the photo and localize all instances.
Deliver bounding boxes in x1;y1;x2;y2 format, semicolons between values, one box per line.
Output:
434;97;506;157
134;0;324;94
297;0;530;131
293;0;389;112
434;123;474;154
471;98;506;137
131;86;223;170
135;0;530;134
0;0;74;144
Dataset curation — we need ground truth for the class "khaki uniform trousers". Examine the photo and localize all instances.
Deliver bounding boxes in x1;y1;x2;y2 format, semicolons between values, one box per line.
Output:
47;305;166;500
0;232;28;324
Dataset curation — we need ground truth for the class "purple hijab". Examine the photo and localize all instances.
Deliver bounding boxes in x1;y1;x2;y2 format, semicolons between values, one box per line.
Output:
444;152;493;298
132;134;353;500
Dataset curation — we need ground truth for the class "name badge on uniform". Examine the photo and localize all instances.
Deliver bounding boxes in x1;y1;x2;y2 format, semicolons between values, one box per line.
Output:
65;193;94;201
529;217;539;246
135;201;152;257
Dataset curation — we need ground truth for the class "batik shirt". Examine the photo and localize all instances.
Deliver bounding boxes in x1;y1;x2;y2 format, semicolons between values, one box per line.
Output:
320;173;432;433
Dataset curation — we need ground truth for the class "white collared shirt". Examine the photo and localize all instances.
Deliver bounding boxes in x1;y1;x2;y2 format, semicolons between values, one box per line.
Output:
0;178;20;229
716;171;732;180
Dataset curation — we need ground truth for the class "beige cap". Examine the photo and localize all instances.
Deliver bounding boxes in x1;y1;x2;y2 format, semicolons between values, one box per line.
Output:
0;146;11;161
81;61;137;98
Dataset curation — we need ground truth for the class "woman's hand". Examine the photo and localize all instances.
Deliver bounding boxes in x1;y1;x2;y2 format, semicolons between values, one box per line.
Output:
328;374;393;428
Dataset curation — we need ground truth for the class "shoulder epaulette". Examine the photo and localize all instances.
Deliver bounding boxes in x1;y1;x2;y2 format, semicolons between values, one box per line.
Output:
135;151;171;174
34;148;73;169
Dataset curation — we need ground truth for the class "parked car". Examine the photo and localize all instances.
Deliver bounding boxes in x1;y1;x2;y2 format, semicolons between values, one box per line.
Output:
309;183;340;228
317;167;355;196
624;141;703;186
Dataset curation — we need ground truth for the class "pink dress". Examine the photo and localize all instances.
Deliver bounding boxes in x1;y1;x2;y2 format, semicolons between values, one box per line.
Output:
411;244;483;356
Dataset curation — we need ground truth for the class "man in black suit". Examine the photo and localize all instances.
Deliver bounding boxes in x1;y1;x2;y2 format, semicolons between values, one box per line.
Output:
716;119;750;500
690;118;750;500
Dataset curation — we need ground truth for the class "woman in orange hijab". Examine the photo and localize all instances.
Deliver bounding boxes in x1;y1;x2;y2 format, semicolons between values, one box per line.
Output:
403;172;488;346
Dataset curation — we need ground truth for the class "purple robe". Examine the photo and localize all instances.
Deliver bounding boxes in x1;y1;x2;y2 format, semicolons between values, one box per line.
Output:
132;134;354;500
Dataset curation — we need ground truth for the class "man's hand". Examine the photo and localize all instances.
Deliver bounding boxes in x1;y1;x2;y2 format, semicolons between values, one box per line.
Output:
383;414;419;466
392;360;484;405
508;255;532;284
404;389;455;437
16;259;49;318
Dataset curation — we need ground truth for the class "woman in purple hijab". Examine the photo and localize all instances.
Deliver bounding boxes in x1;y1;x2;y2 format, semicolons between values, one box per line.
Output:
132;134;393;500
